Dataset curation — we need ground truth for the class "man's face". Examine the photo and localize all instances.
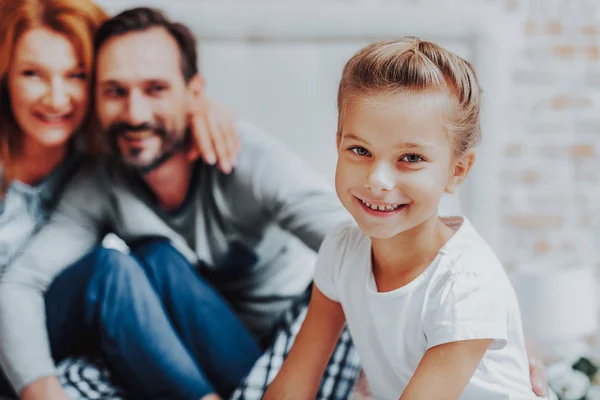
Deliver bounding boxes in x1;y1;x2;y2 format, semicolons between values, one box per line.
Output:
95;27;192;171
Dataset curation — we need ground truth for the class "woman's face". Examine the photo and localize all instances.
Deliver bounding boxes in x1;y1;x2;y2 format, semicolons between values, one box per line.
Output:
7;27;89;151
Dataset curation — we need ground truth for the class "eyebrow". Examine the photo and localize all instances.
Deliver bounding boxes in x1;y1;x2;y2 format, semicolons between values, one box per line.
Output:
99;79;170;87
342;132;432;150
342;133;369;145
99;80;122;87
145;79;171;87
17;60;85;70
395;142;431;150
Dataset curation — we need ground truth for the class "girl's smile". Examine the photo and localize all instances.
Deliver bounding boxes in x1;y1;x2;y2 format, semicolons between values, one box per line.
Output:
355;196;408;216
335;92;459;241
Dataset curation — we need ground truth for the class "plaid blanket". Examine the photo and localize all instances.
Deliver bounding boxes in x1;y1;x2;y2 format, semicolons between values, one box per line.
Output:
57;294;361;400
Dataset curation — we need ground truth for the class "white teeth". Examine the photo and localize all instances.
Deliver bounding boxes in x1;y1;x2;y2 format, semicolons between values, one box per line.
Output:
360;199;402;211
39;114;68;122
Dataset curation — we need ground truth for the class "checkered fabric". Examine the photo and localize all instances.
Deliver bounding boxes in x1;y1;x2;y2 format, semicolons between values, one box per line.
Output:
57;357;124;400
231;293;360;400
58;293;361;400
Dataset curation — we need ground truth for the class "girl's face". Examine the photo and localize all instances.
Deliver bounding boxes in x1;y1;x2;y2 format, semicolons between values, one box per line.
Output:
8;27;89;153
335;91;472;240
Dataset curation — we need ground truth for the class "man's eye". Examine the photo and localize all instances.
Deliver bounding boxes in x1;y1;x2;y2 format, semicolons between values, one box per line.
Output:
400;154;424;163
148;86;166;95
348;146;370;157
70;72;87;80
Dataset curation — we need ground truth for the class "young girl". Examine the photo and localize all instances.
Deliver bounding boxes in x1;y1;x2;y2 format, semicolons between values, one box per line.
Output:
264;37;540;399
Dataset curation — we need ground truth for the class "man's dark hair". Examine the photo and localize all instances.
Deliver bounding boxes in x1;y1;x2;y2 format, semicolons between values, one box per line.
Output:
94;7;198;82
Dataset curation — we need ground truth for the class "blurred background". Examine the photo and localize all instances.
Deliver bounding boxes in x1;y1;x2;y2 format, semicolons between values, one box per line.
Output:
93;0;600;272
95;0;600;396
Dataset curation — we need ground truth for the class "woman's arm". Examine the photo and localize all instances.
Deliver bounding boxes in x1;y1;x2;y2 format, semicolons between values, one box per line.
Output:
0;167;108;397
399;339;492;400
0;284;68;400
264;286;346;400
188;97;241;174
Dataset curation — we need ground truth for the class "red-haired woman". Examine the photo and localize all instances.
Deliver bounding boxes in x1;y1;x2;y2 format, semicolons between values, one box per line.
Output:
0;1;238;398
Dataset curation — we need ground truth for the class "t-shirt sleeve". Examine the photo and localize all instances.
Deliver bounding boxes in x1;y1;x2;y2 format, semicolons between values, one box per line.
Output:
313;228;348;302
424;254;509;351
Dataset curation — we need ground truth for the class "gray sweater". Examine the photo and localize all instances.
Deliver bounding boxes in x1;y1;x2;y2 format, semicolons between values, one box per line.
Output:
0;121;350;393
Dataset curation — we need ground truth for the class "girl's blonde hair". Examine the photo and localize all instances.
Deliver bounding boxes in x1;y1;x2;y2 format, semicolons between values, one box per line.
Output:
337;37;482;157
0;0;108;185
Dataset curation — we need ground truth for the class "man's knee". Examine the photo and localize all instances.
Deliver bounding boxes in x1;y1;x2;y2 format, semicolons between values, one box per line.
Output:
131;240;193;279
131;239;179;261
87;247;146;291
84;247;151;323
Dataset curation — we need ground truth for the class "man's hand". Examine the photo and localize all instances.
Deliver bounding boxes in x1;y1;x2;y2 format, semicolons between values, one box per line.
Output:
526;337;549;397
188;98;241;175
21;376;70;400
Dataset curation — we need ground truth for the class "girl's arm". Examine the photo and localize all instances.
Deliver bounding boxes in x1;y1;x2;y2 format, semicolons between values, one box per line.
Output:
264;285;346;400
399;339;492;400
21;376;70;400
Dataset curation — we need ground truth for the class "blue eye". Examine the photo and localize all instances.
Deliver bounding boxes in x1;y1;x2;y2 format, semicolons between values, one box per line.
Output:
400;154;424;163
348;146;370;157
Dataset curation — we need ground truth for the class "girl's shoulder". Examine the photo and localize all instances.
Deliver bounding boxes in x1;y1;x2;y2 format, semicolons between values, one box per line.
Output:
318;221;369;265
314;220;370;297
438;216;505;278
326;220;368;251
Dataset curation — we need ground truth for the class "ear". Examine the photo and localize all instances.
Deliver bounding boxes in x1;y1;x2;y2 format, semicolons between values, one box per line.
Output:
186;74;206;113
445;150;476;194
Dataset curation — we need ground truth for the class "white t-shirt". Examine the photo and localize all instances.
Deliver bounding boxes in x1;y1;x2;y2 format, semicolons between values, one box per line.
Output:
314;216;538;400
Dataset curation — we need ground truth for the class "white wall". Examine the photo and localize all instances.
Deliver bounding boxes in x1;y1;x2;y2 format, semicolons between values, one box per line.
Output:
95;0;520;251
199;39;472;180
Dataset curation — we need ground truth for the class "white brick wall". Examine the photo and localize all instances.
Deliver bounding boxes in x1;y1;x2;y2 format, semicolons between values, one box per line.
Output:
496;0;600;272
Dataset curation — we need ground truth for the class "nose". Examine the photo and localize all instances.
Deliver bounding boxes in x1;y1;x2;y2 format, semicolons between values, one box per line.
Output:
366;162;396;193
124;90;152;126
43;78;69;111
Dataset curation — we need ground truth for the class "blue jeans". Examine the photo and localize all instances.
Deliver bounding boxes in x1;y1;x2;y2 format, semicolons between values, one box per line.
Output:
2;240;261;399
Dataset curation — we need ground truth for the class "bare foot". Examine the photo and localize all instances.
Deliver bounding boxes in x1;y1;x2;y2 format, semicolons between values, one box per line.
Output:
200;394;222;400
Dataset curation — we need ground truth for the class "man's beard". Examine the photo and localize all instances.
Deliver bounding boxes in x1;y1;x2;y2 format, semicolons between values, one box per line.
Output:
106;121;190;174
